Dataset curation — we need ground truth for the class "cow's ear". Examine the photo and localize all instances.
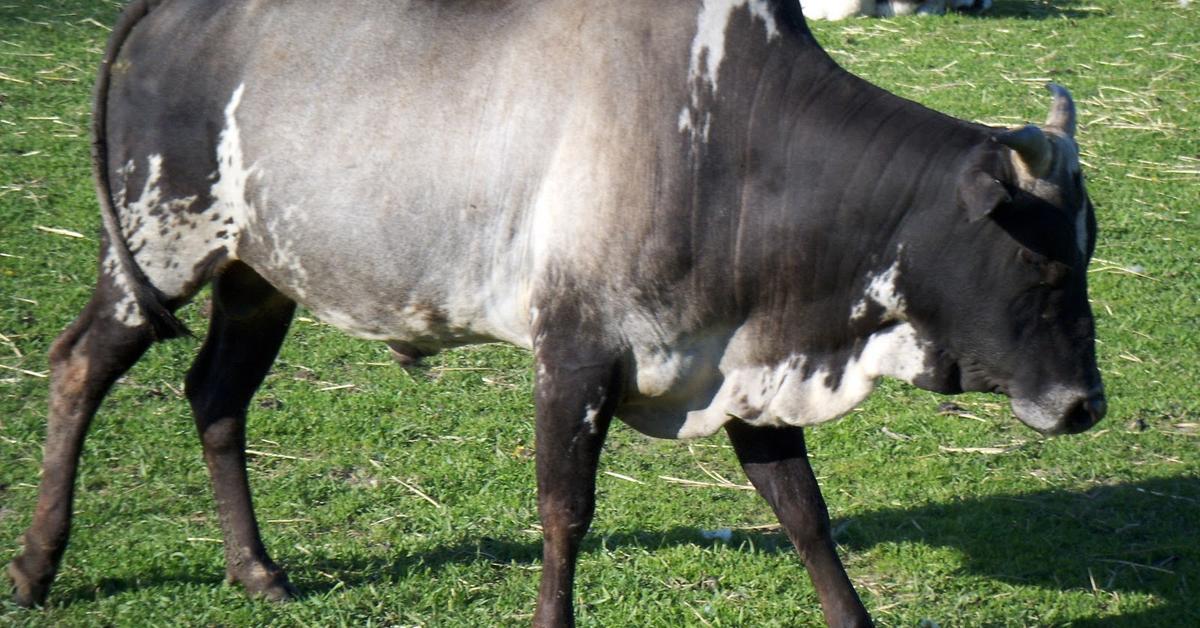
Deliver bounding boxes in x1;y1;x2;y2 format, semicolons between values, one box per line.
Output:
958;169;1011;222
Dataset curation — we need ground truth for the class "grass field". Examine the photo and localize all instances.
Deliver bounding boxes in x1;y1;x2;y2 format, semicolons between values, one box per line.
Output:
1;0;1197;626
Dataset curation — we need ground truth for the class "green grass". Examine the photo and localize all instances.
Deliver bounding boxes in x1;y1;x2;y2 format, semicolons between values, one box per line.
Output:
2;0;1197;625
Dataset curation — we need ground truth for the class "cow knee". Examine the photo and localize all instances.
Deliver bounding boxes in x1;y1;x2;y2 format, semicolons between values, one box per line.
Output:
184;366;215;415
794;519;833;552
782;503;836;556
538;493;595;537
45;312;154;414
47;323;85;368
184;349;232;421
46;330;91;402
196;416;244;454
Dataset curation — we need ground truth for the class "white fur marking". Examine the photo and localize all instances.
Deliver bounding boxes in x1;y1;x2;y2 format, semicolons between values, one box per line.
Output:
111;84;257;312
582;403;602;434
675;323;932;438
210;83;312;300
680;0;778;140
851;259;906;322
117;154;200;297
102;246;145;327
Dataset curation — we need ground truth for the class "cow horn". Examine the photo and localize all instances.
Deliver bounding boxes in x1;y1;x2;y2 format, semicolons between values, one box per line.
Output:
1045;83;1077;137
996;124;1052;178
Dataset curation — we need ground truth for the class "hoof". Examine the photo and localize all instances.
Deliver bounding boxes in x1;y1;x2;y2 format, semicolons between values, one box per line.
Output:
7;558;51;608
230;564;297;602
252;576;297;603
386;341;427;366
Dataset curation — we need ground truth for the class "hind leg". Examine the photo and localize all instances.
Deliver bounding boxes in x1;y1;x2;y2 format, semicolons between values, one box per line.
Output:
184;263;296;600
8;283;157;607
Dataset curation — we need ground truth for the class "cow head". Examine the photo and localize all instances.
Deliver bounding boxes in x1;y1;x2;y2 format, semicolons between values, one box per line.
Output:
903;84;1104;435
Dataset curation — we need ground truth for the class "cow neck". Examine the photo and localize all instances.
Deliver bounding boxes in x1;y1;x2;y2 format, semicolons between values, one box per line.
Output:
720;37;990;365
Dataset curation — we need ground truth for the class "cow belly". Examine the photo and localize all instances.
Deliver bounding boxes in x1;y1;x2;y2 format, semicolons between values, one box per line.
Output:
249;253;534;353
231;193;536;350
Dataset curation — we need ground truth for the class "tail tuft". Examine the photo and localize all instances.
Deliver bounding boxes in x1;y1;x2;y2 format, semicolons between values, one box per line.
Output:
139;287;190;341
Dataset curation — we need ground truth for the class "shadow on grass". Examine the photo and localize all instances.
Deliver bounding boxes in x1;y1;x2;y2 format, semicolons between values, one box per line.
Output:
306;476;1195;626
839;475;1198;626
981;0;1103;21
49;476;1191;624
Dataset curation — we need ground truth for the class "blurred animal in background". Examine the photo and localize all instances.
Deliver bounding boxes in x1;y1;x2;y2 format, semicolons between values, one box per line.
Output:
802;0;992;20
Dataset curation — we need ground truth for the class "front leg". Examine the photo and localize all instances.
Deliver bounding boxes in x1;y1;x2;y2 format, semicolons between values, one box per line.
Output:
531;342;621;628
725;420;872;628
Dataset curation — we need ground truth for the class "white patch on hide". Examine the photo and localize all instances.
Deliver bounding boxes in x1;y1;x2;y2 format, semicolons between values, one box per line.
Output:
677;107;692;135
857;323;930;382
210;83;253;236
211;84;313;299
109;83;259;312
851;259;906;321
257;204;313;301
116;154;202;299
211;83;314;300
675;323;932;438
687;0;778;92
101;246;145;327
679;0;778;140
582;403;602;434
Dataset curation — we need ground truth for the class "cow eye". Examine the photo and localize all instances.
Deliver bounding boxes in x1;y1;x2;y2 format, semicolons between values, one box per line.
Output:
1017;249;1069;288
1017;248;1043;267
1040;260;1071;287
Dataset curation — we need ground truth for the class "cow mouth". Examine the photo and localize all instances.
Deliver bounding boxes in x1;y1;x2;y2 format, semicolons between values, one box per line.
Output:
911;350;984;395
925;353;1105;436
1059;393;1107;433
919;353;1000;395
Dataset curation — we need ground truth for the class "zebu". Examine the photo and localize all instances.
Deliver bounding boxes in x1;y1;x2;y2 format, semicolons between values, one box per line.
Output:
10;1;1103;625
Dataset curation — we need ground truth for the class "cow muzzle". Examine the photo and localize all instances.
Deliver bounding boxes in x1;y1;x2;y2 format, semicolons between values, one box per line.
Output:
1011;386;1106;436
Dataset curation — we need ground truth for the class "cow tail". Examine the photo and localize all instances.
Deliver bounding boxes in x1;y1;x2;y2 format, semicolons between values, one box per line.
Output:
92;0;188;340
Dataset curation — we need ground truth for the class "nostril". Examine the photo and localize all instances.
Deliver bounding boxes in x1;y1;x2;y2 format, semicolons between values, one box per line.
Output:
1085;393;1107;423
1065;393;1106;433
